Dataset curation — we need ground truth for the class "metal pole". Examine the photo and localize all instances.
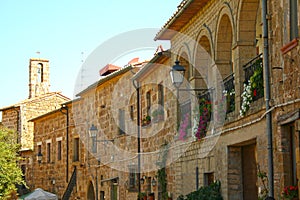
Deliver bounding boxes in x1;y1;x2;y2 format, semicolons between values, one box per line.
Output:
262;0;274;197
137;83;141;195
96;166;98;200
132;79;141;195
196;167;199;190
290;0;298;40
60;105;69;183
66;108;69;183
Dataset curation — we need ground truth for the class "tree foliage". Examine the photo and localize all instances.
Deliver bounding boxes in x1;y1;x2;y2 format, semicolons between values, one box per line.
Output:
0;126;25;199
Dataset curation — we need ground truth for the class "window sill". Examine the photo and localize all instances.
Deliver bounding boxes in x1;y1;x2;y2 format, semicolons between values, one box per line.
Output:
281;38;298;54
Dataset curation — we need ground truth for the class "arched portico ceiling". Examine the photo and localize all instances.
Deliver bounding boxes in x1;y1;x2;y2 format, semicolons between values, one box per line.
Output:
177;47;191;81
195;30;212;57
237;0;260;42
194;31;212;77
215;10;234;78
176;43;192;67
216;14;233;62
194;34;212;89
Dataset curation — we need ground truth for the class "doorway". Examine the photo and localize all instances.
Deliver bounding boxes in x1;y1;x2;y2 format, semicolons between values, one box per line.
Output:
87;182;95;200
111;183;118;200
242;143;258;200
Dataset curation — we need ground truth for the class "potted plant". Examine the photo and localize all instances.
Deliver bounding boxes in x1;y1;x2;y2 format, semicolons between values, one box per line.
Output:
282;185;298;200
148;192;155;200
137;192;147;200
142;115;151;127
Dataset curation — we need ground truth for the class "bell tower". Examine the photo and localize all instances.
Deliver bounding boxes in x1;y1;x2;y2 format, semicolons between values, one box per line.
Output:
28;58;50;98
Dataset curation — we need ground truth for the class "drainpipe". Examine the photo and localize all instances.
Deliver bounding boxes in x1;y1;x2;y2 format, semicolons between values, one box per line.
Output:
60;105;69;183
290;0;298;40
132;80;141;196
262;0;274;197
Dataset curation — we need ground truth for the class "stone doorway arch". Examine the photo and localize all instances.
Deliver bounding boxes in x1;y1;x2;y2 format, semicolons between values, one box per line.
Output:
87;181;95;200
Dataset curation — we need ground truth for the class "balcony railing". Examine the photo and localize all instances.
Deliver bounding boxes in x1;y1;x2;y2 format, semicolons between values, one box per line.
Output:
243;54;264;101
223;74;235;113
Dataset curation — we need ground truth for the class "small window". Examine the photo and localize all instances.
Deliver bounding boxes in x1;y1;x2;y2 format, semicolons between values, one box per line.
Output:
57;141;62;161
128;165;137;190
37;63;43;83
146;91;151;116
100;191;105;200
204;172;214;186
100;175;104;186
158;84;164;106
38;144;42;155
119;109;125;135
130;105;134;120
73;138;80;162
180;101;191;128
47;142;51;163
147;177;152;193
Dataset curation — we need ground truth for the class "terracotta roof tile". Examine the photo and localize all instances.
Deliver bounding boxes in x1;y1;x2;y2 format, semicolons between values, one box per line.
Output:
99;64;121;76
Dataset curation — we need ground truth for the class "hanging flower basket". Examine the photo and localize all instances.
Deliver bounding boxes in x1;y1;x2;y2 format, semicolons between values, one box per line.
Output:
192;98;212;140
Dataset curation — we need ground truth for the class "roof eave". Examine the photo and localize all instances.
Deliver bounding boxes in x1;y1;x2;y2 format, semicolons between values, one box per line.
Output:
154;0;193;41
76;65;133;97
132;50;170;81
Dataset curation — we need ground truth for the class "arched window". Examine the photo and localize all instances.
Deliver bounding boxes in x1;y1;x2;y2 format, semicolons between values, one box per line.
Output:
37;63;43;83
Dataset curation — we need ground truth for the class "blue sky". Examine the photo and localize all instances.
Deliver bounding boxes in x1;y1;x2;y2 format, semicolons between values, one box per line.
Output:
0;0;182;108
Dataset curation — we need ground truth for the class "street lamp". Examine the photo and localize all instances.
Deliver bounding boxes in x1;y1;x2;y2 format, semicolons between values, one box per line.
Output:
88;124;114;200
89;124;98;138
89;124;98;153
170;60;186;88
36;152;43;164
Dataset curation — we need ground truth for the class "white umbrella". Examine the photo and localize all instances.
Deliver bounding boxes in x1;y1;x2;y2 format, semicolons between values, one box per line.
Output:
24;188;58;200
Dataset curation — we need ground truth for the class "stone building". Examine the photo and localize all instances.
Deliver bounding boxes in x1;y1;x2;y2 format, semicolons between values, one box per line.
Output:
0;58;70;194
30;61;150;199
2;0;299;199
153;0;300;199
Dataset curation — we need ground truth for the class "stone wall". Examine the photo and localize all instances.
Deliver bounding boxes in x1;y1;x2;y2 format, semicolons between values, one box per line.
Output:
159;0;300;199
21;93;69;150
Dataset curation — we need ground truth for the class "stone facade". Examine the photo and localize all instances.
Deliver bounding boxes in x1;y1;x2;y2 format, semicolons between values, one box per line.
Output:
1;1;299;200
154;0;300;199
1;58;70;151
0;58;70;196
30;64;151;199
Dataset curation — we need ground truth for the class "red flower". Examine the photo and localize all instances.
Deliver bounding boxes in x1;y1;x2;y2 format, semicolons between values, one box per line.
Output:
253;89;257;97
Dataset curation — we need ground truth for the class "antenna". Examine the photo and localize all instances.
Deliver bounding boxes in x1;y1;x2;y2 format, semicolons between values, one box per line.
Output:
36;51;41;59
81;52;84;63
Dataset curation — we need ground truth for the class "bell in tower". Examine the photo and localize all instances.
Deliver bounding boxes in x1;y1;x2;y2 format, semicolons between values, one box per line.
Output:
28;58;50;98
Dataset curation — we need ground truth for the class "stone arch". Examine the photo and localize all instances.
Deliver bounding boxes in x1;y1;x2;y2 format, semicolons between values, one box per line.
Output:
177;45;192;81
193;30;213;90
236;0;262;87
87;181;96;200
37;63;43;83
237;0;261;45
215;13;234;79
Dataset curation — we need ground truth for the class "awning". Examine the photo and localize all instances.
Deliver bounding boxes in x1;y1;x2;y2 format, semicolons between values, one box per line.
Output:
19;188;58;200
